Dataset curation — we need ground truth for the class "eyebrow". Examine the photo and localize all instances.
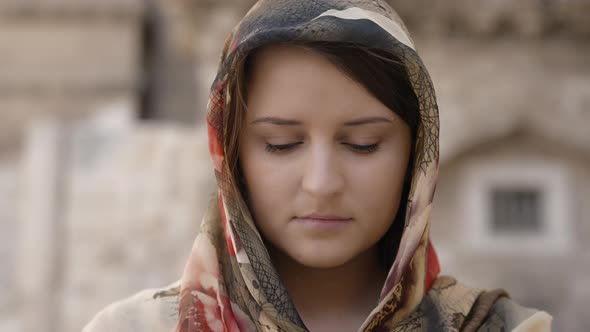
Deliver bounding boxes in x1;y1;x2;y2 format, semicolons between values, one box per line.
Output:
343;117;394;126
250;117;301;126
250;116;394;126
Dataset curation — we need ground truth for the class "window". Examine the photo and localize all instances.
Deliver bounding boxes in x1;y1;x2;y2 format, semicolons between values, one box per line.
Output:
463;158;573;256
490;189;543;233
138;3;159;121
137;2;199;124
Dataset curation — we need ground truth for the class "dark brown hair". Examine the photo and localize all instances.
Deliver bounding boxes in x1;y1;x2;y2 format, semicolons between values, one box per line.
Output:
223;41;420;270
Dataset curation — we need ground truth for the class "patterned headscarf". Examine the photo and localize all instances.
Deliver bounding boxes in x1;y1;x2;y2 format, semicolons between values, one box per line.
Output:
177;1;454;331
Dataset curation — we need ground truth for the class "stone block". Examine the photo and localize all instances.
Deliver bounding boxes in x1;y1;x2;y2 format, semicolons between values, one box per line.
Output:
0;21;140;90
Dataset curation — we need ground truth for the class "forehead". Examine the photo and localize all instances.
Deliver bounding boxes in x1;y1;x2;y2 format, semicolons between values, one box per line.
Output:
244;44;396;124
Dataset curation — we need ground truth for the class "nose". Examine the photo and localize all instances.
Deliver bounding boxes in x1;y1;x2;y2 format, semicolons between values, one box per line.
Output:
301;143;345;197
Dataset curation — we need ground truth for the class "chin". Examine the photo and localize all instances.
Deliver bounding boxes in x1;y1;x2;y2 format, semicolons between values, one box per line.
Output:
289;247;356;269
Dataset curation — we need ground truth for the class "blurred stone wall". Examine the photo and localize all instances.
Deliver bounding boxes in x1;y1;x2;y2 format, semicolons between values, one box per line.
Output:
390;0;590;38
432;131;590;331
0;1;588;331
0;0;144;152
60;109;214;332
0;159;19;331
10;109;215;332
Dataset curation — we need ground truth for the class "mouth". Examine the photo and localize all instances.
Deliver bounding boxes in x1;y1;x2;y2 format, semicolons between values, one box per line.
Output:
293;214;353;223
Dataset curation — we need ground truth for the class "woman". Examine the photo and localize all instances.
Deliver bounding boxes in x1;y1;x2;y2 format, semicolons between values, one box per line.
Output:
83;0;552;331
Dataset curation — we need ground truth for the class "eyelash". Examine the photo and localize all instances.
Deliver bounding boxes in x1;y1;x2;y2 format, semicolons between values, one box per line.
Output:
264;142;379;154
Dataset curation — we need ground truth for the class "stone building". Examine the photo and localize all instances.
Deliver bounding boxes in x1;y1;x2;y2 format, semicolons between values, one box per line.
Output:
0;1;141;331
0;1;212;331
425;40;590;332
0;0;588;331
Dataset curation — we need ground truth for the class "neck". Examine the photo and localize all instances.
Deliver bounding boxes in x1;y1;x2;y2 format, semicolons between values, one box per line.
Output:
270;246;387;324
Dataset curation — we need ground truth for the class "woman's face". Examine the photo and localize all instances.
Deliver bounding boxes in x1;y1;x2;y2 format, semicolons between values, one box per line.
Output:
238;44;412;269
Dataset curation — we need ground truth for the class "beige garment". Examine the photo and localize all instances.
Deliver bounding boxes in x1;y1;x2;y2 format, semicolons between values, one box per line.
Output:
82;281;179;332
82;277;552;332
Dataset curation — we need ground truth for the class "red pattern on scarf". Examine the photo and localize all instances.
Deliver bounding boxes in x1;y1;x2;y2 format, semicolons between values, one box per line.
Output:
424;240;440;294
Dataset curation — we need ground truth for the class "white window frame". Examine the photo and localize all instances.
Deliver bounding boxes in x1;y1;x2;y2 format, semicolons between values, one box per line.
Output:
462;158;573;256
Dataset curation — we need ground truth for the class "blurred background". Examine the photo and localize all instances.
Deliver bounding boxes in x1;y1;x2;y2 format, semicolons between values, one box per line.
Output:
0;0;588;331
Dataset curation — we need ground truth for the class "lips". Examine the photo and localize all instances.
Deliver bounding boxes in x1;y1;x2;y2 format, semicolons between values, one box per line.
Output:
293;215;352;232
297;214;352;221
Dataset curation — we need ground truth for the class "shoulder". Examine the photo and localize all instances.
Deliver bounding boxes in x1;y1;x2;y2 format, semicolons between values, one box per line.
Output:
457;278;552;332
82;280;180;332
426;276;553;331
478;296;553;332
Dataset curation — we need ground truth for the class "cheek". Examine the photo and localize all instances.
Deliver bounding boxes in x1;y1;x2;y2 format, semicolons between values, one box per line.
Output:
243;155;293;193
239;145;298;219
350;153;408;219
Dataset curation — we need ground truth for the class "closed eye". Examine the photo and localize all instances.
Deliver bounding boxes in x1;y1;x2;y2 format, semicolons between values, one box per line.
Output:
345;143;379;153
265;142;379;154
265;142;302;153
